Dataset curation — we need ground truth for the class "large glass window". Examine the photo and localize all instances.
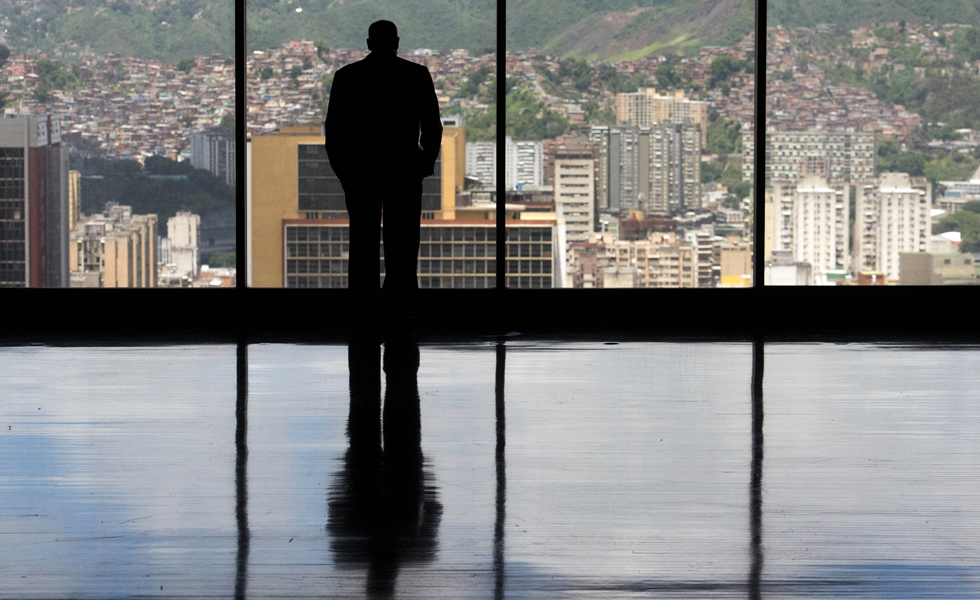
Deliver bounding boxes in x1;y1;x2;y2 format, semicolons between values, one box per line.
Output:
246;3;497;288
0;1;237;288
505;1;757;289
764;12;980;286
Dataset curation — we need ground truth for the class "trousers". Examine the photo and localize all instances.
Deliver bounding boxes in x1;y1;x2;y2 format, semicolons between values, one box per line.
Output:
344;180;423;315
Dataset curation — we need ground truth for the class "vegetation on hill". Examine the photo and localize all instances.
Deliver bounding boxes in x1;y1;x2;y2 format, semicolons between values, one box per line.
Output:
511;0;753;60
246;0;496;54
936;201;980;253
3;0;233;63
766;0;980;30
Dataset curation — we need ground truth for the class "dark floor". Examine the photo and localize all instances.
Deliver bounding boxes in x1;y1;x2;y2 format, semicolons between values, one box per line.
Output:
1;340;979;598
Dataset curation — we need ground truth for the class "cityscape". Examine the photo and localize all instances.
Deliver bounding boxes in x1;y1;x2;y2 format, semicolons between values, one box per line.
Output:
2;2;979;287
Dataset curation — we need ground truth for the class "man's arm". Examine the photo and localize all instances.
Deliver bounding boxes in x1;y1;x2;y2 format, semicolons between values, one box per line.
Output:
324;68;349;181
418;66;443;178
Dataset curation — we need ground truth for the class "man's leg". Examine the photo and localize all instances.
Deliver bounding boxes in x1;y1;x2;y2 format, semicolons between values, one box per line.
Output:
345;189;383;324
381;181;422;319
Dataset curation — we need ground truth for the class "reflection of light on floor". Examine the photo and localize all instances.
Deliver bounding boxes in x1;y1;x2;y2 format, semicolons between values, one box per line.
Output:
1;342;979;599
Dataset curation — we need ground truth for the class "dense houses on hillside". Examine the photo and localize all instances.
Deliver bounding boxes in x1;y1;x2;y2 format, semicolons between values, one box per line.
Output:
2;51;234;162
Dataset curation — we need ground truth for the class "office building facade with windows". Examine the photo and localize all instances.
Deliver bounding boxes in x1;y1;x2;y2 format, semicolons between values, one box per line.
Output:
0;115;70;288
282;220;557;289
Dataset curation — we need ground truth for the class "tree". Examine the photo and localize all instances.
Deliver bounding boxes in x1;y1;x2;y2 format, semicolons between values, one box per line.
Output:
302;57;312;71
177;58;195;73
314;40;329;60
260;66;273;80
32;84;50;103
218;114;235;133
656;64;680;89
709;55;737;86
937;210;980;252
0;45;9;70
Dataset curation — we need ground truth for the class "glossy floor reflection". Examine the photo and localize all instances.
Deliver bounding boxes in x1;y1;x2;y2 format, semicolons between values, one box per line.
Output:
1;341;979;598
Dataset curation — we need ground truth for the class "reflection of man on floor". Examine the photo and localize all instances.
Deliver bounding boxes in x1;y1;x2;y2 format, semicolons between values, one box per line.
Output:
329;337;442;597
324;20;443;336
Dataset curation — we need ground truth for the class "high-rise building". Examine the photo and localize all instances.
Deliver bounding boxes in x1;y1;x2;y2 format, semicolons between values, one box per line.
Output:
771;174;850;283
441;120;466;221
165;211;202;281
466;137;543;190
855;172;931;279
69;203;158;288
249;124;452;287
615;88;708;146
0;115;70;288
591;124;701;216
590;125;640;215
746;127;876;184
505;137;543;190
190;129;236;187
643;122;702;213
555;157;595;276
248;124;561;288
68;169;81;233
465;141;496;188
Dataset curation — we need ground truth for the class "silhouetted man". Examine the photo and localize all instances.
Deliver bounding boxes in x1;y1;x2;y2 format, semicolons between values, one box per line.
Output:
325;20;443;336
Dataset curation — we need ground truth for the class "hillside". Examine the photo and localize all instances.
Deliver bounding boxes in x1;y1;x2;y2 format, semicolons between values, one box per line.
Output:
2;0;755;64
530;0;754;61
1;0;233;63
766;0;980;30
246;0;497;55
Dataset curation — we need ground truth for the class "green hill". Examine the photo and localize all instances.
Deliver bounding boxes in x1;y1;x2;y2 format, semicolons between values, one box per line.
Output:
522;0;754;61
246;0;497;55
766;0;980;29
3;0;233;62
3;0;758;63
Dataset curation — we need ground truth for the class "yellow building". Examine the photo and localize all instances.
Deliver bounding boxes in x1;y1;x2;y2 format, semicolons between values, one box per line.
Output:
68;170;81;232
719;242;752;287
249;124;466;288
70;203;157;287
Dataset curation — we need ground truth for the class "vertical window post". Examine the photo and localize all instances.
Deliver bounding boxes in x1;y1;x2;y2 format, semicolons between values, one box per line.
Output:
496;1;506;290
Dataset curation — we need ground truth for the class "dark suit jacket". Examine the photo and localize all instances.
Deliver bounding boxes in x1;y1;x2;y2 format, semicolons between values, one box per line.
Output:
324;52;443;189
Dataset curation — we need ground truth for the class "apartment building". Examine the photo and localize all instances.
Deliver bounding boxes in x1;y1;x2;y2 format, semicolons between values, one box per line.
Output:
771;174;850;283
505;137;543;190
190;129;236;187
590;123;701;216
615;87;708;146
854;172;931;279
465;141;496;188
567;232;696;288
465;137;543;190
554;157;595;277
161;211;201;283
69;202;158;288
745;127;875;184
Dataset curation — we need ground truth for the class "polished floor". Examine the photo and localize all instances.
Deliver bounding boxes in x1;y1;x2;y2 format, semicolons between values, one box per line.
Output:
1;340;979;598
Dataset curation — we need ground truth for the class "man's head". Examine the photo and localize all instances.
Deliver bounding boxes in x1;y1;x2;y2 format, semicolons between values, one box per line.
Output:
367;20;398;53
